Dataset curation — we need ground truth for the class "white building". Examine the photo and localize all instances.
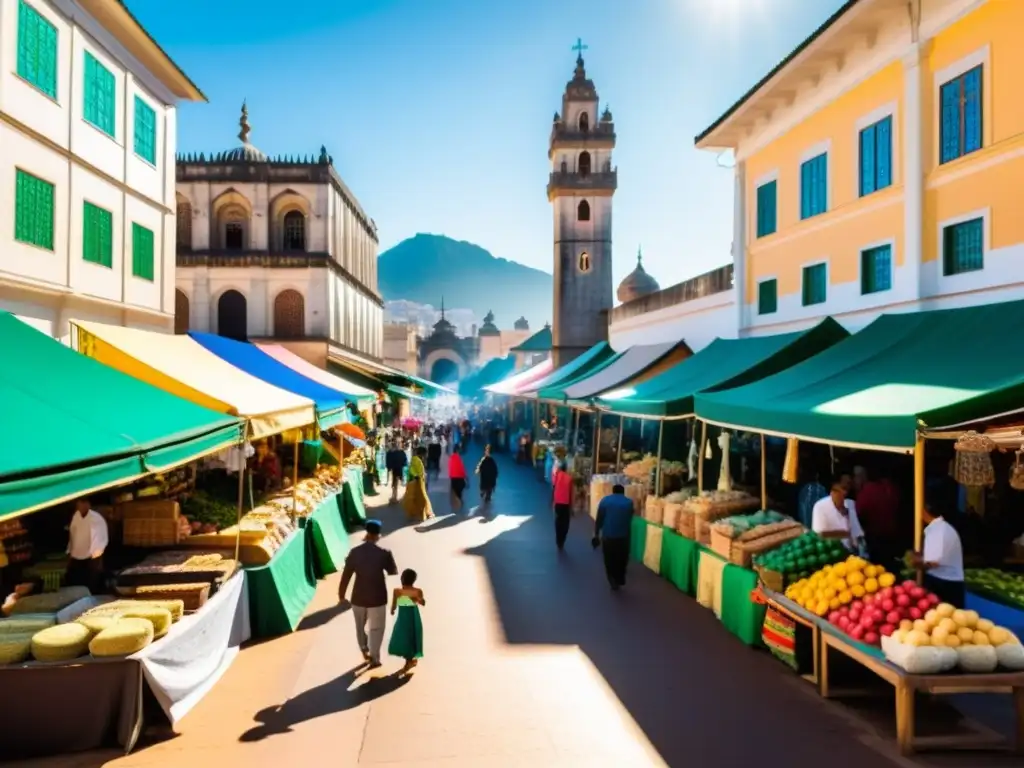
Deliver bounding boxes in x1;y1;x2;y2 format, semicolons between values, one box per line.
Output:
174;104;384;367
0;0;204;340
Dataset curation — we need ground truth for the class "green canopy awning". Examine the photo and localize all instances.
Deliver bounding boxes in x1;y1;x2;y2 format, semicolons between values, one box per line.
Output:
523;342;615;397
695;301;1024;451
599;319;848;419
459;356;516;398
0;314;244;519
510;325;552;353
537;348;624;402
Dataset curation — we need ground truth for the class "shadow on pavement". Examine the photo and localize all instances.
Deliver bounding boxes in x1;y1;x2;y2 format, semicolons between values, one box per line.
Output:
414;513;474;533
238;666;410;743
296;601;350;632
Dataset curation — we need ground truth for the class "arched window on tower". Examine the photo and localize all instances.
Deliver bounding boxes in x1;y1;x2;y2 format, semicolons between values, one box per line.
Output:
283;211;306;251
578;112;589;133
273;289;305;337
578;151;591;177
560;159;567;174
176;199;192;251
578;251;591;273
577;200;590;222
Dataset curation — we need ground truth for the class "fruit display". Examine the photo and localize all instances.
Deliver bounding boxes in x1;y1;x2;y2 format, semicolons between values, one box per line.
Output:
754;532;848;583
965;568;1024;609
784;555;896;618
823;579;938;646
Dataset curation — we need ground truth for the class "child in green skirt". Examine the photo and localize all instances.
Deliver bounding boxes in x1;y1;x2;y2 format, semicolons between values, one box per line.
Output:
389;568;425;674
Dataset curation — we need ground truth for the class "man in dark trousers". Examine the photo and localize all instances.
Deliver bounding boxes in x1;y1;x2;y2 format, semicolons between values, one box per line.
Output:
338;520;398;668
475;444;499;505
385;440;407;503
594;484;634;591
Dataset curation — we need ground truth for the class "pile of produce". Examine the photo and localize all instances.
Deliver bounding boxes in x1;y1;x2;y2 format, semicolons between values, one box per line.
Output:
683;490;760;518
965;568;1024;609
784;556;896;617
755;532;849;583
882;603;1023;673
180;490;239;534
623;455;657;483
711;509;787;538
823;579;936;645
659;460;686;477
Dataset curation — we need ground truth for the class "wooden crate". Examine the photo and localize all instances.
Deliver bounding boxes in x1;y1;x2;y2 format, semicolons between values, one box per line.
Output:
119;499;180;547
710;527;734;559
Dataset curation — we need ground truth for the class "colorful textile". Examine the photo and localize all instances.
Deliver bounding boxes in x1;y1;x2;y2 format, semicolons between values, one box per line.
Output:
629;515;647;563
642;524;664;574
660;530;699;596
763;607;798;670
388;598;424;659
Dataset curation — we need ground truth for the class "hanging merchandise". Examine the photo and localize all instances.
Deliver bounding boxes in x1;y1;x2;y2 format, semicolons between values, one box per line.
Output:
782;438;799;484
217;443;254;474
717;431;732;492
953;431;996;487
1010;450;1024;491
687;433;698;479
704;436;713;461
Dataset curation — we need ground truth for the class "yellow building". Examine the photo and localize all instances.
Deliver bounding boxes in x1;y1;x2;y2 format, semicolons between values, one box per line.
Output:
696;0;1024;335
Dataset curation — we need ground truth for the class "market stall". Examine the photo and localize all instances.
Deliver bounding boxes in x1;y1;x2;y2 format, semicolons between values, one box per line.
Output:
483;358;555;397
256;342;377;409
562;340;688;402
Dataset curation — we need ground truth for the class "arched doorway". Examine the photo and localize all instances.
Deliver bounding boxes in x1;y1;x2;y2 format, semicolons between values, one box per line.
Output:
174;289;189;334
217;290;247;340
273;289;304;337
430;357;459;384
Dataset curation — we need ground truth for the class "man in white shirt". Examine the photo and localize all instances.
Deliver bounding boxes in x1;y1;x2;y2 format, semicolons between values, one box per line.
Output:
910;498;965;607
66;497;109;593
811;478;866;553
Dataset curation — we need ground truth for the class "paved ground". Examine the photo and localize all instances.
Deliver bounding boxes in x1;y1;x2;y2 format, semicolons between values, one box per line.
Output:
15;447;1022;767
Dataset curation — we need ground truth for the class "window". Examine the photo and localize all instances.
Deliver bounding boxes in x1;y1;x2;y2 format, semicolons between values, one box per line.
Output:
578;151;591;177
802;263;826;306
860;244;892;294
132;223;155;280
942;217;984;276
83;202;113;268
757;279;777;315
800;152;828;219
16;0;58;99
578;251;591;272
224;222;244;250
859;115;892;196
133;95;157;164
283;211;305;250
578;112;589;133
755;181;777;237
273;290;305;337
83;52;115;136
940;66;982;164
577;200;590;222
176;199;192;250
14;169;55;250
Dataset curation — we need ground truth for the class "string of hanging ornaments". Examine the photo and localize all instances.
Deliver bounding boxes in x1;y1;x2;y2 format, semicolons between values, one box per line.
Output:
953;431;996;488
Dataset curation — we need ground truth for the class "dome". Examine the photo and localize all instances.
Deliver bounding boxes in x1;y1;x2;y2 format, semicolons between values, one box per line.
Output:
617;247;661;303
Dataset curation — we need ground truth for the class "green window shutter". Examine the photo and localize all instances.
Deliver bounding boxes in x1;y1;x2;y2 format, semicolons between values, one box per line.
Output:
83;52;116;136
83;202;113;267
132;223;155;280
860;245;892;294
943;218;984;276
802;264;826;306
17;0;58;99
756;181;777;238
14;169;55;250
757;279;777;315
133;96;157;164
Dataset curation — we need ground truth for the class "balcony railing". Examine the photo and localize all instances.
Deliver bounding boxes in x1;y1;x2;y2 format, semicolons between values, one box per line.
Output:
547;170;617;195
610;264;734;323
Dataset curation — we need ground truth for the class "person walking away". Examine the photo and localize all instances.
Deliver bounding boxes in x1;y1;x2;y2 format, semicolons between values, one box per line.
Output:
66;497;109;593
910;497;965;607
476;445;499;505
593;484;634;590
402;447;434;522
426;435;442;487
389;568;426;675
552;460;574;550
448;448;468;513
384;442;400;503
338;519;398;668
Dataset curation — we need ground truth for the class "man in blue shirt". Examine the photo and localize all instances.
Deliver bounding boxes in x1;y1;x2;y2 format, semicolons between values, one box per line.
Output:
594;484;634;590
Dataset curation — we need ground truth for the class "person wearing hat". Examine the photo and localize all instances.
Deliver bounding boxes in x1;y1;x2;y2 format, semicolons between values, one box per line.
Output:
339;519;398;668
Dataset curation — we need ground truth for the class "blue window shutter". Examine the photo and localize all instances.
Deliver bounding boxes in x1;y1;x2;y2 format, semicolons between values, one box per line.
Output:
940;80;961;164
963;67;982;154
875;116;892;190
859;127;876;196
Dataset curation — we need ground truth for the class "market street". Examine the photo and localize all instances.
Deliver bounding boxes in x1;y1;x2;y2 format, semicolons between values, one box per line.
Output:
14;448;1019;768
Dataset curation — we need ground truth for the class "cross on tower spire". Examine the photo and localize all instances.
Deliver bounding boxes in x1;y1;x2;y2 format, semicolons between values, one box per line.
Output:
572;37;588;63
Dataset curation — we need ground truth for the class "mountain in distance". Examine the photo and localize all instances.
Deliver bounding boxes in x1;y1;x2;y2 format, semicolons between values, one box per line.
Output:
378;234;552;330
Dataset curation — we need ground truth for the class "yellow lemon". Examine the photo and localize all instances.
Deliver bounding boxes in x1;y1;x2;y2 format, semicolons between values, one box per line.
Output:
878;573;895;588
864;565;878;578
846;571;865;587
851;584;866;598
839;590;853;604
831;563;847;578
832;578;848;593
814;601;829;617
822;587;836;600
864;578;879;594
829;598;841;610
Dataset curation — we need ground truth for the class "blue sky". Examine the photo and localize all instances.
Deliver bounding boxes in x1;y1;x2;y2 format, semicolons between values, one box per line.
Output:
131;0;846;289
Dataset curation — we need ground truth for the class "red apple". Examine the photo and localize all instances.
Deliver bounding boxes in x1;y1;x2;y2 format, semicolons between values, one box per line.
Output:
909;587;925;600
886;610;901;625
926;593;940;606
864;631;879;645
838;616;851;631
896;594;911;607
839;605;850;615
879;587;894;600
917;599;931;613
861;615;875;629
881;599;895;612
908;607;922;620
828;611;841;624
849;609;861;623
862;594;875;606
850;625;865;640
880;624;895;637
902;580;917;591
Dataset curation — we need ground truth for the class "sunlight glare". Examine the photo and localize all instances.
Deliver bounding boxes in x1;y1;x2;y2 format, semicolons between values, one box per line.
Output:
689;0;771;37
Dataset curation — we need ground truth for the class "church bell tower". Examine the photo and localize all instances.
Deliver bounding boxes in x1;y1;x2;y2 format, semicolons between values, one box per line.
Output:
549;39;616;367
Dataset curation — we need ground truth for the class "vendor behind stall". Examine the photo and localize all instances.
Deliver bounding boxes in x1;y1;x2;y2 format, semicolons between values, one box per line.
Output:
811;478;866;554
66;497;108;592
252;440;282;495
909;496;965;608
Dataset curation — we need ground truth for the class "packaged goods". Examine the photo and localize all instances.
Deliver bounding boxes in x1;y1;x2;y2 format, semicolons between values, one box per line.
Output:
89;618;155;657
31;623;92;662
0;614;57;635
9;586;90;615
77;615;119;634
0;633;34;665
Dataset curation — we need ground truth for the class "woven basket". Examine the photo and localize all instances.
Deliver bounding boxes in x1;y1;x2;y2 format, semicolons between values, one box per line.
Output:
710;527;733;559
756;565;785;593
697;518;711;546
676;508;695;539
644;496;664;525
732;527;805;568
662;502;683;531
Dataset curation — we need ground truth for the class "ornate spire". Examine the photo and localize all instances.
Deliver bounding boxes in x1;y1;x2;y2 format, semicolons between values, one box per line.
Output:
238;101;251;144
440;296;446;320
637;245;643;267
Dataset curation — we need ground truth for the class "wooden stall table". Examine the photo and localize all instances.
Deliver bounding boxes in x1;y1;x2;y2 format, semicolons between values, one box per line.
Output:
761;590;820;686
819;628;1024;755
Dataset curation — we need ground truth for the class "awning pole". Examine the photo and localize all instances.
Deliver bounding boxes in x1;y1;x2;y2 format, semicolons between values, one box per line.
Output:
698;420;708;491
655;420;665;496
572;408;580;454
595;413;602;471
615;415;625;472
234;429;247;565
914;432;925;584
760;433;767;510
292;437;300;513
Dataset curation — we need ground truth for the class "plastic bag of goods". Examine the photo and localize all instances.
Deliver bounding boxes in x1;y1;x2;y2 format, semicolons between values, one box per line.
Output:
643;525;663;574
662;502;683;530
644;496;664;525
882;631;956;674
995;637;1024;670
625;483;647;515
957;644;998;673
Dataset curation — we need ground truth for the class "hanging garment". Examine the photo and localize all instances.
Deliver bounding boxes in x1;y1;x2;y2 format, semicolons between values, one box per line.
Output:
717;432;732;492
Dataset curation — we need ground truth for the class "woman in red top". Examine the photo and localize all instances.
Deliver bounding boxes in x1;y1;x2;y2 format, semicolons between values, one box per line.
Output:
552;460;574;550
448;448;468;512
